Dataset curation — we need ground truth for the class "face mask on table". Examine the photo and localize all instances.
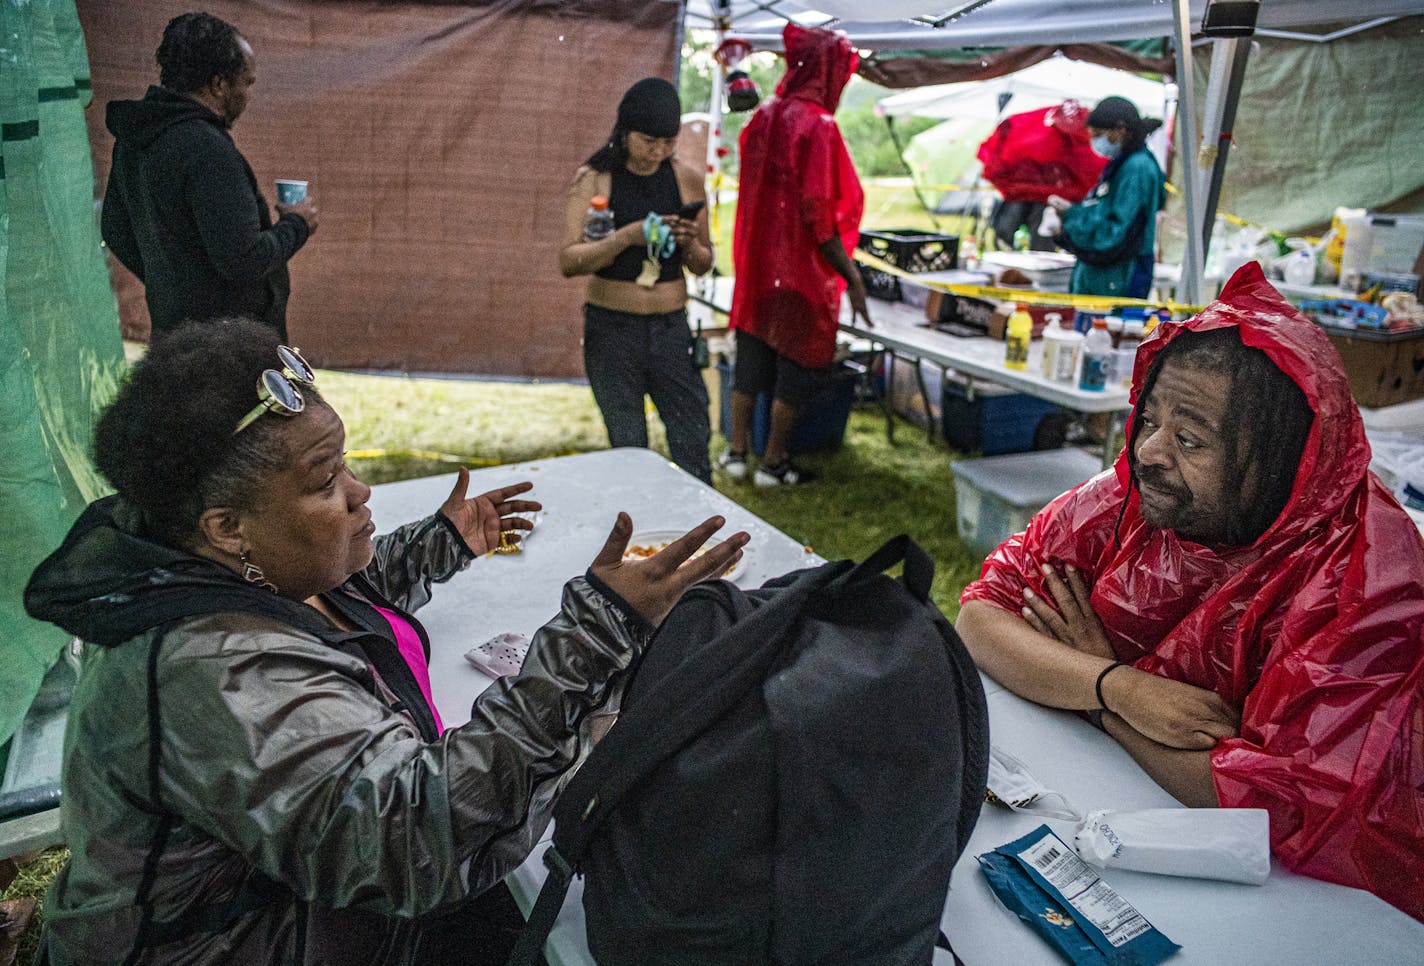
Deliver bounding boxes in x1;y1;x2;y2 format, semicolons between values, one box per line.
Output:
985;745;1083;822
1091;134;1122;160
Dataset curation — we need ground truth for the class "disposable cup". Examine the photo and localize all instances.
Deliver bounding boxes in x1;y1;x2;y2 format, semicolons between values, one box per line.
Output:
275;179;308;205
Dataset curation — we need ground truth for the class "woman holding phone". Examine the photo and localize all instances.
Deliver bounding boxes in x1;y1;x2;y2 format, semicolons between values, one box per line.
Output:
560;77;714;483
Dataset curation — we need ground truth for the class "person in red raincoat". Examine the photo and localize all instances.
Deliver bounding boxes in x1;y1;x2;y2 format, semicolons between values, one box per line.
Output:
723;23;870;488
957;262;1424;920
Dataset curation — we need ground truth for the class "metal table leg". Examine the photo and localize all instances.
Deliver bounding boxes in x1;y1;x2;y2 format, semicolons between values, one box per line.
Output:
912;356;935;444
881;347;896;444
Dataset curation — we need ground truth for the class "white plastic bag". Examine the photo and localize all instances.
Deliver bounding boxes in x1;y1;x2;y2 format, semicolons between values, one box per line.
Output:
1072;808;1271;885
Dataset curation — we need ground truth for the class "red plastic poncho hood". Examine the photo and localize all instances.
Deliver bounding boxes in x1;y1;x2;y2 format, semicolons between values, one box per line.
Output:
963;262;1424;919
776;22;858;112
729;24;863;368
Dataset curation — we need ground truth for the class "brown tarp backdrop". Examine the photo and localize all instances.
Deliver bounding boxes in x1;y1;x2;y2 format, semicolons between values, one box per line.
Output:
78;0;680;377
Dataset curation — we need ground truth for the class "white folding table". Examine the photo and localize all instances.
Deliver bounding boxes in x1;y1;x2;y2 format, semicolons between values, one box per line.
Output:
367;448;1424;965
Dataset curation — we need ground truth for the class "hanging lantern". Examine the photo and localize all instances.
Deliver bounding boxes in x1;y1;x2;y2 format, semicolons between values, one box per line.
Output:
715;38;761;112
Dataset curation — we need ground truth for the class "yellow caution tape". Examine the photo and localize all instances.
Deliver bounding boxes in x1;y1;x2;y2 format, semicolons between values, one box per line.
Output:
1162;182;1321;245
853;250;1206;314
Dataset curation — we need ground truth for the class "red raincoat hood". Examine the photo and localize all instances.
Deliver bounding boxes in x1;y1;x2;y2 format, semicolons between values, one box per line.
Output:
776;23;857;113
1122;260;1372;541
963;262;1424;919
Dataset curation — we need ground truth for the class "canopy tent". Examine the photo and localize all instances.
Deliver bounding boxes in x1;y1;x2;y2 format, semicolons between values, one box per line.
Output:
900;117;995;214
877;57;1168;122
686;0;1424;301
685;0;1423;49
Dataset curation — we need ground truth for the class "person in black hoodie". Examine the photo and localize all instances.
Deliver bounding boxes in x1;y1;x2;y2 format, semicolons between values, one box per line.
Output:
102;12;319;341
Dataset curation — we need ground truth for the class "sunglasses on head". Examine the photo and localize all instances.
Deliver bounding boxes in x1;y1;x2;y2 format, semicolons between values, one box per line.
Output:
232;345;316;435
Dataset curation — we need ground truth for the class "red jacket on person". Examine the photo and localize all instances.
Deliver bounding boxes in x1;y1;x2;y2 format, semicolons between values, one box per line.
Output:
962;263;1424;920
729;23;863;369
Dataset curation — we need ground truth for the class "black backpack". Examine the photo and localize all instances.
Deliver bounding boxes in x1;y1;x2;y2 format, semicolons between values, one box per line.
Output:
510;536;989;965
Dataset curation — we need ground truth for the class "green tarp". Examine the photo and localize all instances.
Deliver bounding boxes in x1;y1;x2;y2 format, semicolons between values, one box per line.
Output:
0;0;123;748
1195;16;1424;235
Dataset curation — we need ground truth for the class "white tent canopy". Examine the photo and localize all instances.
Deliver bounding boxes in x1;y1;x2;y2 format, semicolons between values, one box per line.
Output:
876;56;1169;122
684;0;1422;49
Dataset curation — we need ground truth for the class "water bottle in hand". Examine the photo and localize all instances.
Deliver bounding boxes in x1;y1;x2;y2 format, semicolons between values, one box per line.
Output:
584;195;615;241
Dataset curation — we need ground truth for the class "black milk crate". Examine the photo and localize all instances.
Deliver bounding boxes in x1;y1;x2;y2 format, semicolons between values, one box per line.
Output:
856;229;960;301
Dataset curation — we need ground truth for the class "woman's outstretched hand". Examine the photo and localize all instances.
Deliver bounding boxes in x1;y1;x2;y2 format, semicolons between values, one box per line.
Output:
438;467;542;557
589;513;749;626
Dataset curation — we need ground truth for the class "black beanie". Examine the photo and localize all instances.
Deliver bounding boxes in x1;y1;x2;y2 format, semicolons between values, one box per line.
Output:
1086;96;1142;130
616;77;682;138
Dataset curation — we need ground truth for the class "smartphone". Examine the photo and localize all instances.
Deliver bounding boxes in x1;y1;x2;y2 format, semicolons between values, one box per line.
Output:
676;200;706;221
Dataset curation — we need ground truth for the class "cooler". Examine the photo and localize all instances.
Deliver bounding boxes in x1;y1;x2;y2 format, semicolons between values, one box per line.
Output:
716;360;857;456
941;375;1064;455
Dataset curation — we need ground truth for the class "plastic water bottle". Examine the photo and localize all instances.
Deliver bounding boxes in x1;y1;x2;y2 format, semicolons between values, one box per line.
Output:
584;195;615;241
961;234;980;269
1079;318;1112;391
1004;304;1032;371
1116;318;1145;388
1041;315;1083;383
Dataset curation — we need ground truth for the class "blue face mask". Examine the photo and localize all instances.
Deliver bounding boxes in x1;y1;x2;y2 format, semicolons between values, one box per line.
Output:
1091;134;1121;160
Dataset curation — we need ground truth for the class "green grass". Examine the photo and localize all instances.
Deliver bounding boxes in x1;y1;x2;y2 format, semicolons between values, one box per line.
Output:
4;847;66;965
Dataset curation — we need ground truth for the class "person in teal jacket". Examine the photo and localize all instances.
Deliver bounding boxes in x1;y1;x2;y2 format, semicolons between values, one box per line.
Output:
1048;97;1166;298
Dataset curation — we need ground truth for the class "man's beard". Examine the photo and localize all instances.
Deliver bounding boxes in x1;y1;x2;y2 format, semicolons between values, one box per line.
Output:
1133;464;1194;530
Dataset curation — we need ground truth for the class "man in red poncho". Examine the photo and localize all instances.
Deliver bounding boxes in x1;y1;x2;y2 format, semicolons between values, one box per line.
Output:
957;262;1424;920
723;24;870;488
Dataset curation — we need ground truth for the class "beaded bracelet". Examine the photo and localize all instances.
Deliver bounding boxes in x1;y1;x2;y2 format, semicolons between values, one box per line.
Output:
1095;661;1126;712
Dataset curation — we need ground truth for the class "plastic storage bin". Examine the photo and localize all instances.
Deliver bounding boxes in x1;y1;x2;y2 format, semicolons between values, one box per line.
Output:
716;360;857;456
941;376;1063;455
952;449;1102;553
856;229;960;301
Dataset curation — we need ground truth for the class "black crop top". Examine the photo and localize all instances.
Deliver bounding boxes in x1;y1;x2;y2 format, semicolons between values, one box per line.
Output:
596;159;685;283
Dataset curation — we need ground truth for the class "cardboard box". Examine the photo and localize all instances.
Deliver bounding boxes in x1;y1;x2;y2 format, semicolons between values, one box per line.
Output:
1323;325;1424;408
926;290;997;331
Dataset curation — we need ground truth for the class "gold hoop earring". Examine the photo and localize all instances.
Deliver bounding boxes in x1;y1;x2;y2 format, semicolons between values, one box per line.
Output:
239;549;278;593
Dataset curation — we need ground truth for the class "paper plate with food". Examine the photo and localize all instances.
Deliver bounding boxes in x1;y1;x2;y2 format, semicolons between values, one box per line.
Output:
624;529;746;582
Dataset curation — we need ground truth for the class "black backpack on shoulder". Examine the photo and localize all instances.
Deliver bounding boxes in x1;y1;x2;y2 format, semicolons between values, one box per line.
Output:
509;536;989;965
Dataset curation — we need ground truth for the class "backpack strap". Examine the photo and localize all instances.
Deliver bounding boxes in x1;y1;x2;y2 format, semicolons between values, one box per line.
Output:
838;534;934;602
506;846;572;966
937;930;965;966
555;569;841;853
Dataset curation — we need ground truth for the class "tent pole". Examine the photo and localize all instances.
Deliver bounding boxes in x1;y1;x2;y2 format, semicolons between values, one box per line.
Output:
883;114;941;230
703;1;729;294
1196;39;1237;207
1171;0;1205;305
1199;38;1251;260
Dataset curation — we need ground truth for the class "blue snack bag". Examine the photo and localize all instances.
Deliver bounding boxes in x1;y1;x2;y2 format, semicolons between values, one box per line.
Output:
978;825;1181;966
